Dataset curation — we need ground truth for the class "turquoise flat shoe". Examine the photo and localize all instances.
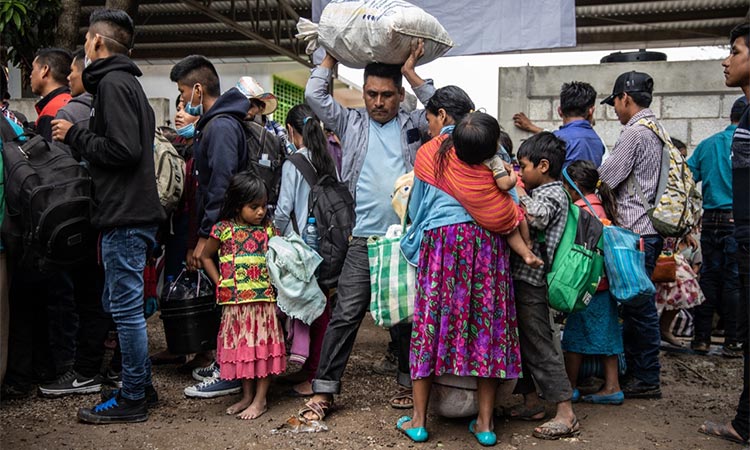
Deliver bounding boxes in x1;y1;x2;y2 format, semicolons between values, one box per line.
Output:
582;391;624;405
469;419;497;446
571;388;581;403
396;416;428;443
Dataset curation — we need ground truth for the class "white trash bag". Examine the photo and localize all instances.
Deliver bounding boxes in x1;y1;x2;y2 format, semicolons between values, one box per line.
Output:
296;0;454;69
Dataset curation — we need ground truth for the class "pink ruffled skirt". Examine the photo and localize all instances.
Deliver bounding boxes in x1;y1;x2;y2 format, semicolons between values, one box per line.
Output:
217;302;286;379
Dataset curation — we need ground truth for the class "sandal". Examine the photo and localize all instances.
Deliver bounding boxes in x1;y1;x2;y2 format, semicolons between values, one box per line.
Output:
505;403;546;421
533;418;580;440
297;399;333;423
389;388;413;409
698;421;748;444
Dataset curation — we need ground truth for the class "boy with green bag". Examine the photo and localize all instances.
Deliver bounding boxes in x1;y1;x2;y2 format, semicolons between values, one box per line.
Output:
510;132;579;440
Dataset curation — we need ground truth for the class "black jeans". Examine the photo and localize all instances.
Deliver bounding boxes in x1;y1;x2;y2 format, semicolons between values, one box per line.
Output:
5;269;54;388
732;239;749;440
312;238;408;394
71;257;111;379
621;234;663;386
694;210;739;346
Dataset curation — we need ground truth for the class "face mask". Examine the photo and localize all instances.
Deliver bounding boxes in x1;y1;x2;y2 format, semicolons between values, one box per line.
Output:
440;124;455;135
176;122;195;139
84;56;92;68
184;85;203;116
286;141;297;155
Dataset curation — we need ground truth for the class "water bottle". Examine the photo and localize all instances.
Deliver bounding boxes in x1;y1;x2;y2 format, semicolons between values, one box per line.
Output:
303;217;319;252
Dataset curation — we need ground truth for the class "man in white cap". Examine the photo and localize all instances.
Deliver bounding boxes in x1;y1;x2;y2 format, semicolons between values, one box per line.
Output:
236;76;289;152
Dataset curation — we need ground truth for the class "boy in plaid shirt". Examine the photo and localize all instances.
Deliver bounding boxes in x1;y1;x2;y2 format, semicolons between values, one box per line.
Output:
510;132;579;440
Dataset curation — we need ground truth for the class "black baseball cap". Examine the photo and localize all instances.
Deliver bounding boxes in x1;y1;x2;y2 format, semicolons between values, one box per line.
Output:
601;71;654;106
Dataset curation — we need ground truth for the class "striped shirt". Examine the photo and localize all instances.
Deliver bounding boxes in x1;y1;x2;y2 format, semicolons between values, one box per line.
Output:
512;181;569;286
598;109;663;235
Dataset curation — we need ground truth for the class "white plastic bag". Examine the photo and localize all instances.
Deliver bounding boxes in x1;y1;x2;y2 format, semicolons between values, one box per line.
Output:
296;0;454;69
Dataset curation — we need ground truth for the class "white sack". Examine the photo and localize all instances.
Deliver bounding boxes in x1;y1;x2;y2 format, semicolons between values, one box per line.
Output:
296;0;454;69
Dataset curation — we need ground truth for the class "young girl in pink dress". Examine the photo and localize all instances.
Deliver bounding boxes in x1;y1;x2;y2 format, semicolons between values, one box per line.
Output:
200;172;286;419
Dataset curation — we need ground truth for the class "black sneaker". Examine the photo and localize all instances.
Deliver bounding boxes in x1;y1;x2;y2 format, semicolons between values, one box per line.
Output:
38;370;104;398
622;378;662;399
77;393;148;424
104;368;122;388
372;353;398;376
100;385;159;408
1;383;33;400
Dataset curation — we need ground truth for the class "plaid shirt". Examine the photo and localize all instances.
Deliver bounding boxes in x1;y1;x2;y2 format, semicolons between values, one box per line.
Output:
512;181;568;286
598;109;663;235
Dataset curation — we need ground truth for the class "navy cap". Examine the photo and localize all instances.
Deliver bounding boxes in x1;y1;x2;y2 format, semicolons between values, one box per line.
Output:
601;71;654;106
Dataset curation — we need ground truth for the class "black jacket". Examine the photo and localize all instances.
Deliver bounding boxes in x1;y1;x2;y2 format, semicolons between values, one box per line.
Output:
65;54;165;229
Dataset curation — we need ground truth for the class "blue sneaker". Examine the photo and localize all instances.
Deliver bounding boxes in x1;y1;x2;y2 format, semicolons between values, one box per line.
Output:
192;361;218;382
184;376;241;398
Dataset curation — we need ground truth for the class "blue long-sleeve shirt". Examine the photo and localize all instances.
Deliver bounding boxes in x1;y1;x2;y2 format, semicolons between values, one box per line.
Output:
554;119;606;167
687;124;736;210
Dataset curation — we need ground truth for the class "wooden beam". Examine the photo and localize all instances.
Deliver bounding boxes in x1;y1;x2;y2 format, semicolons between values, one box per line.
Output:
181;0;311;67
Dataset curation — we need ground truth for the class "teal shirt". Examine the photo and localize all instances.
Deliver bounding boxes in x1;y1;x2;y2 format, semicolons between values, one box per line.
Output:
687;124;736;210
352;118;407;237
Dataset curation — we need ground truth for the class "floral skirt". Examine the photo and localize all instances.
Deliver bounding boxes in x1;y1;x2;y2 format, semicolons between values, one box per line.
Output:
217;302;286;380
409;223;522;380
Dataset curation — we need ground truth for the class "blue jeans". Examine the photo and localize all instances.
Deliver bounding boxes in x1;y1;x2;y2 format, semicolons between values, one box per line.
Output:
621;234;663;386
694;210;739;346
101;225;157;401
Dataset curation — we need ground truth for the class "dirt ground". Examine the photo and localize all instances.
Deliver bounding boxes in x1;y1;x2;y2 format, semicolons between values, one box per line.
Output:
0;314;745;450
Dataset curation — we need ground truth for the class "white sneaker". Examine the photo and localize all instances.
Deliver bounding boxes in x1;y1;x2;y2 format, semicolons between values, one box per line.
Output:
191;361;218;382
184;375;241;399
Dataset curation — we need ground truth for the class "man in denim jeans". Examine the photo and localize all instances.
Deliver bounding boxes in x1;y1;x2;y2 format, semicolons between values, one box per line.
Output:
688;96;747;358
52;9;165;423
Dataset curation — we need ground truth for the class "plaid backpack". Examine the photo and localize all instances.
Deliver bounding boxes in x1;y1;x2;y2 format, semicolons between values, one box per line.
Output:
628;119;702;237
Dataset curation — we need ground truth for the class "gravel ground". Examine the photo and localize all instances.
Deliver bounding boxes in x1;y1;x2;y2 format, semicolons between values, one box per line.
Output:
0;314;745;450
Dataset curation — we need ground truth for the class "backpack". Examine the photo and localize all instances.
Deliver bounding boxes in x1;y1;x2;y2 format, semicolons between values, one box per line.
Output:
242;120;286;206
543;190;605;313
628;119;702;237
204;115;286;207
153;129;185;215
288;153;355;289
0;119;94;271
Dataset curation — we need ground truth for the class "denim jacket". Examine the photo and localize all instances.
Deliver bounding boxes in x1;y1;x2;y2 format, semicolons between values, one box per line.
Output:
305;66;435;195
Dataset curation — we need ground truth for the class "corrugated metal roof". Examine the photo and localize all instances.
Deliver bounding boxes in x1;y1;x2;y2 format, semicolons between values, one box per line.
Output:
77;0;749;61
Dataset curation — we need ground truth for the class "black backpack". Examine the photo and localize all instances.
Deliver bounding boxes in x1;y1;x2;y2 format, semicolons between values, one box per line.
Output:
204;114;286;207
242;120;286;207
288;153;355;289
1;119;94;271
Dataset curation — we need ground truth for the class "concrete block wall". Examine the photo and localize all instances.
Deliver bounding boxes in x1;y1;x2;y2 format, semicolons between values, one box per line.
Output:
498;59;741;156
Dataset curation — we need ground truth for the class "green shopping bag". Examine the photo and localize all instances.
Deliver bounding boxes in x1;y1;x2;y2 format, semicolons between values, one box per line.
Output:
368;229;416;328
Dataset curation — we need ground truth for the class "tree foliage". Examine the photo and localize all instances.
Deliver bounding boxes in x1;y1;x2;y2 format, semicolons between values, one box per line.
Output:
0;0;63;92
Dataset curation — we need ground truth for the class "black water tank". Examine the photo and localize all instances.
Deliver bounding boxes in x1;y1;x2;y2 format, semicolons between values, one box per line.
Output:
600;49;667;63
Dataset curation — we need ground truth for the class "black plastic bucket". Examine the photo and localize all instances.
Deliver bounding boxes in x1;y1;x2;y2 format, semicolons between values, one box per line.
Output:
159;295;220;355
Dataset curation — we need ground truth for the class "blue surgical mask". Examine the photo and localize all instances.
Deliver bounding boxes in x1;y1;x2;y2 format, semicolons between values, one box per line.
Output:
440;124;455;135
285;141;297;155
176;122;195;139
84;56;92;68
184;85;203;116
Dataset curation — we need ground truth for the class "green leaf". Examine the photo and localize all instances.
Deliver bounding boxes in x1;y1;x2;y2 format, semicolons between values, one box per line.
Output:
2;2;11;13
12;10;21;29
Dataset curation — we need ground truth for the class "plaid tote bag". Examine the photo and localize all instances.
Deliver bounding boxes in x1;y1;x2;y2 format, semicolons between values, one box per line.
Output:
367;230;416;328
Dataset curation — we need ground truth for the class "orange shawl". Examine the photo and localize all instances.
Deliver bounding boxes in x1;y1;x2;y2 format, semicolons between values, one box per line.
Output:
413;134;522;235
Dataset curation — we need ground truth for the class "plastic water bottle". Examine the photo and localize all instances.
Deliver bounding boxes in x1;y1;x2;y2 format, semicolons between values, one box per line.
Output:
303;217;319;252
